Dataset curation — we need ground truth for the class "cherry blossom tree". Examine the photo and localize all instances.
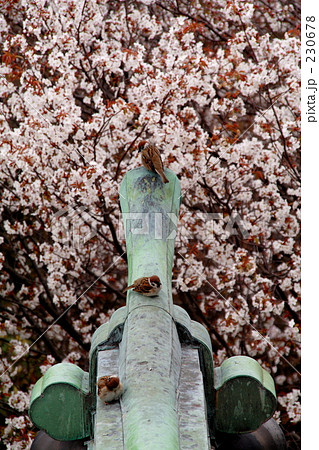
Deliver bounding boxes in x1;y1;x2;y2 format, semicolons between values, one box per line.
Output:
0;0;300;447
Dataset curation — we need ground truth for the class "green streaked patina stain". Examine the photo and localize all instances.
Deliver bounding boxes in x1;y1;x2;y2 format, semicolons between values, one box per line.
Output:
120;167;181;315
118;167;182;449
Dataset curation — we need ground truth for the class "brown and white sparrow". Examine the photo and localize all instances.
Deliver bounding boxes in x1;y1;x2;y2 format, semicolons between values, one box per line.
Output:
137;141;169;184
123;275;162;296
97;376;123;403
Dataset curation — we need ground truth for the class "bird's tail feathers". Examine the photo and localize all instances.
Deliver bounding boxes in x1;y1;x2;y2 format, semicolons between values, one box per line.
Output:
123;284;134;293
156;170;169;183
162;175;169;183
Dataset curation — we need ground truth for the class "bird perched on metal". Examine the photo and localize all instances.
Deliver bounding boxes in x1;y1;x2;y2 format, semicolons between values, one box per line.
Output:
97;376;123;403
137;141;169;183
123;275;162;296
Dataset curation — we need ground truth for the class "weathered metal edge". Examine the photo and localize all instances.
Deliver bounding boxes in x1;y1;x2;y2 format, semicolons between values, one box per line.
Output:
89;306;128;358
213;355;276;399
30;363;90;401
172;305;215;442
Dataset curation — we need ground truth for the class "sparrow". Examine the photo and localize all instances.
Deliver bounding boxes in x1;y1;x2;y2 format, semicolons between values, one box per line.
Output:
97;376;123;403
123;275;162;296
137;141;169;183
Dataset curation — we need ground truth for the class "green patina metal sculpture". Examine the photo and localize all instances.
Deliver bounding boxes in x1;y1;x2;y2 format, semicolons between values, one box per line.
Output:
29;167;283;449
